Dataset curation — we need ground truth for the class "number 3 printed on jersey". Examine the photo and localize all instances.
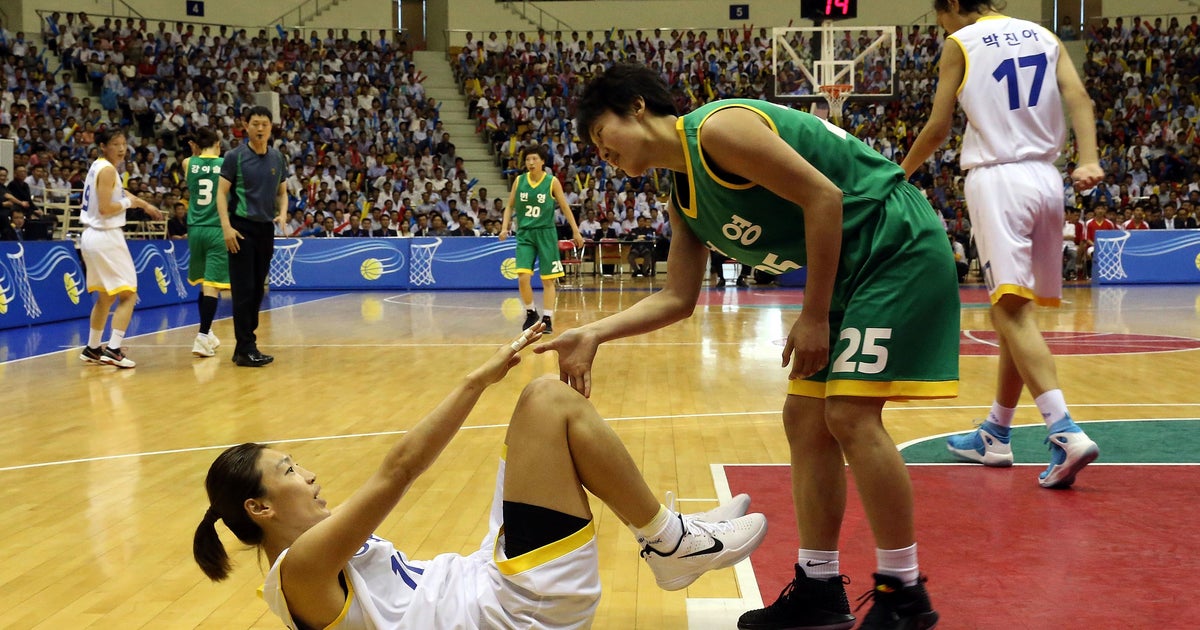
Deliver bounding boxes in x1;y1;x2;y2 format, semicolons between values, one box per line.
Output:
992;52;1048;111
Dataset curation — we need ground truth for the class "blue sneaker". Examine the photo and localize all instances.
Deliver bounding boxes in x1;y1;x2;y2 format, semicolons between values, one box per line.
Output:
946;421;1013;467
1039;417;1099;489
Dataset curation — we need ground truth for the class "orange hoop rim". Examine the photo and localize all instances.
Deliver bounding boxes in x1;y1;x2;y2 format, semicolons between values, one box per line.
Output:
818;84;854;100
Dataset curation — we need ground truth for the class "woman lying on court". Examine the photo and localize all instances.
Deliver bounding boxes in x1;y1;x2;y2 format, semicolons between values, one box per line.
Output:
193;323;766;630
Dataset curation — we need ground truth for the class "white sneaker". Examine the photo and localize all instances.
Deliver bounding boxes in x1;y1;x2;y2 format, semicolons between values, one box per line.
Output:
207;331;220;349
641;512;768;591
192;334;216;358
665;490;752;523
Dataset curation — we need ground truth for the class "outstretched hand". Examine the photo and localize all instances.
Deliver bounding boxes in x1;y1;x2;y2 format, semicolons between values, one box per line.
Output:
532;327;599;398
471;322;546;387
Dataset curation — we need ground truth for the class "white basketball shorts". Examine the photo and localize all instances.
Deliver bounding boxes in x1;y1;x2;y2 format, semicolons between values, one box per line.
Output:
965;161;1064;306
80;227;137;295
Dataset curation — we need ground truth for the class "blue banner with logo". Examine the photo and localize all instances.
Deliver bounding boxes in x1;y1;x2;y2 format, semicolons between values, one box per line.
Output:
1093;229;1200;284
269;237;411;290
268;237;544;290
0;240;200;330
410;237;543;290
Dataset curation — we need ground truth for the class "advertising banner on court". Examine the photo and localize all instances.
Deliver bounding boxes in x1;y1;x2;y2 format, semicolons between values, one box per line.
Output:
1093;230;1200;284
0;240;199;330
269;237;412;290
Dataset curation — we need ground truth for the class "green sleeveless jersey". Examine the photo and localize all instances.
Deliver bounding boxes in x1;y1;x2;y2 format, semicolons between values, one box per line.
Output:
514;172;556;231
187;156;224;228
671;99;906;273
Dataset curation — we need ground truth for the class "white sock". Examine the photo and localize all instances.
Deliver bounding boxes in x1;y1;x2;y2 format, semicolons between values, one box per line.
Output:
798;548;840;579
88;328;103;348
876;543;919;586
1034;389;1069;427
543;309;554;318
523;301;535;312
986;402;1017;429
107;329;126;350
632;505;683;554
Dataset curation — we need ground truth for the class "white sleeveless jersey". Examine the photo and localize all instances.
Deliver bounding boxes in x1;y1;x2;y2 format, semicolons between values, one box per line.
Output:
951;16;1065;169
81;158;127;229
262;535;485;630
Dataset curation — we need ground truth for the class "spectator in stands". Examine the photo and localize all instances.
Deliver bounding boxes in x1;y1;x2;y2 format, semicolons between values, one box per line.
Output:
1063;208;1082;280
168;202;188;239
427;213;450;236
371;213;398;237
340;214;367;237
6;165;36;218
949;234;968;282
1;208;26;241
625;215;658;277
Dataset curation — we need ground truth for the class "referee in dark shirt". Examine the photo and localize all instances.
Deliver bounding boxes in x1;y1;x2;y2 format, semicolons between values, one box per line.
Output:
217;106;289;367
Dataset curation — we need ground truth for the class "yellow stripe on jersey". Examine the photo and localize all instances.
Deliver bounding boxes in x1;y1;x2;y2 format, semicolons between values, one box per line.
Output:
494;521;596;575
674;118;699;219
990;283;1062;307
694;104;781;191
948;35;969;97
325;571;356;629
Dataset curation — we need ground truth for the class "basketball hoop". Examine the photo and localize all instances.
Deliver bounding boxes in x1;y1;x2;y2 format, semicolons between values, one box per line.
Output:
818;84;854;124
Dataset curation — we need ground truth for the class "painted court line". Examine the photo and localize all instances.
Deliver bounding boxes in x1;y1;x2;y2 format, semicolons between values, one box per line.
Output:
686;464;764;630
3;294;345;365
4;411;1198;473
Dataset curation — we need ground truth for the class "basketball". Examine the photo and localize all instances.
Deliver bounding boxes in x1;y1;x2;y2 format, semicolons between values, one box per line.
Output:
154;267;168;294
500;257;518;280
63;272;81;305
361;258;383;281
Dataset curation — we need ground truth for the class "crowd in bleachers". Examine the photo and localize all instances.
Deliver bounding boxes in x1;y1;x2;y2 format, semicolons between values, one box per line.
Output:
4;10;1200;271
10;12;525;240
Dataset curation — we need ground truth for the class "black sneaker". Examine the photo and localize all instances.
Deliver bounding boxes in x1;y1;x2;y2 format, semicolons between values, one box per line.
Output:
715;278;727;289
738;564;855;630
522;309;539;331
100;346;136;369
79;346;104;365
541;315;553;334
856;574;938;630
736;277;750;288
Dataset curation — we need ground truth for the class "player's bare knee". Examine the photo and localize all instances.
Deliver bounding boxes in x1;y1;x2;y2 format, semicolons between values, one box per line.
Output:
822;399;885;448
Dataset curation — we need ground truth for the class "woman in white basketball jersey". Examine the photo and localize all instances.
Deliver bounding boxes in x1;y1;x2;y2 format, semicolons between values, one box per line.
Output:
194;325;765;630
78;128;163;369
902;0;1103;488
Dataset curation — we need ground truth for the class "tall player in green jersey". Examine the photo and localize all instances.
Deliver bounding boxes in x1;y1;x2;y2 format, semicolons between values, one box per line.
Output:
184;128;229;358
538;64;957;630
500;147;585;334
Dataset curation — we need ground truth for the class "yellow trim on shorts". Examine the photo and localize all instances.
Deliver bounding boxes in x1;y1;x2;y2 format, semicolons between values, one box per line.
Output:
539;271;565;280
88;284;136;296
990;284;1061;307
788;378;958;400
188;278;232;289
494;520;595;576
514;268;534;275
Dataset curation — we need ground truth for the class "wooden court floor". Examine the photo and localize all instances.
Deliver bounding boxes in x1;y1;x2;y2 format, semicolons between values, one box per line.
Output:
1;279;1198;628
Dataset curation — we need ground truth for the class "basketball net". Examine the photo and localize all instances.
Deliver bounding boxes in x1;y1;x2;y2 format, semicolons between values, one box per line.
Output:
410;238;443;286
269;239;304;287
163;241;189;298
7;244;42;318
819;84;853;126
1093;231;1130;281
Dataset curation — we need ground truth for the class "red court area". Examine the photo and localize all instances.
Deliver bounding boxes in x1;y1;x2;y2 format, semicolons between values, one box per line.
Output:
725;465;1197;629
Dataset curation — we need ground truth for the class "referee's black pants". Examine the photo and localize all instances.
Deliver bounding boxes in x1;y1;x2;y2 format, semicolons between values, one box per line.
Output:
228;216;275;355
